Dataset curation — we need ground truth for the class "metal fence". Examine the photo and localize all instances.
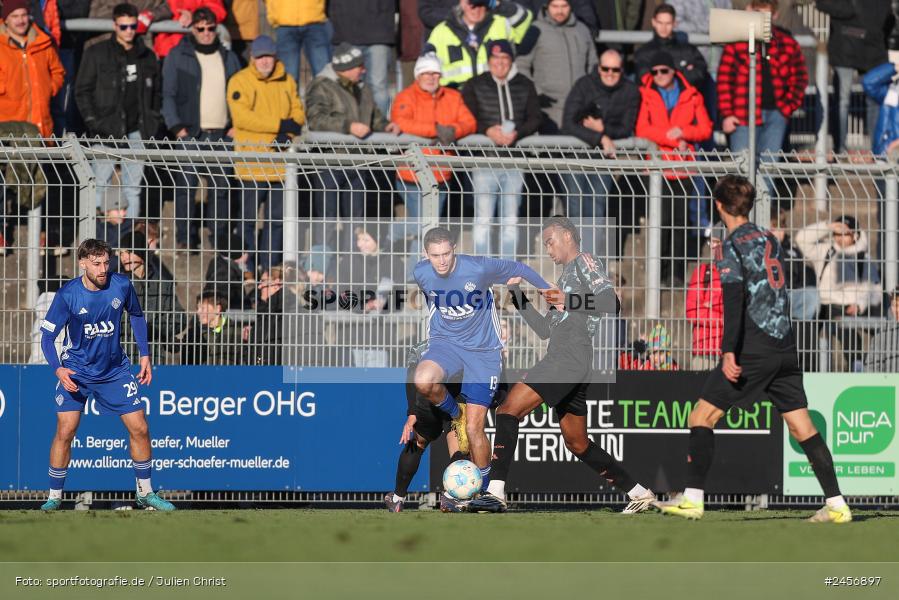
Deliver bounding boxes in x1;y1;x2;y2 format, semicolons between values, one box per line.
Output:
1;135;897;374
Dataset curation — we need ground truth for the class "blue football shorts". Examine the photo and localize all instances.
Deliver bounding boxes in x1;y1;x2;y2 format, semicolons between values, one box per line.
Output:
54;371;144;415
420;340;502;407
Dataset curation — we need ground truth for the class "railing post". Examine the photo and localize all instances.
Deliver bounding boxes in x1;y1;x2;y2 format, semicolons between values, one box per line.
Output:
26;205;41;310
283;145;299;267
646;170;662;320
885;167;898;293
814;46;830;213
65;134;96;241
404;143;440;231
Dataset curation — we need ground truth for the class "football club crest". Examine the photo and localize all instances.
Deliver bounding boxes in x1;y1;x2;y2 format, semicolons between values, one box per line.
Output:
464;281;476;292
55;394;64;406
112;297;122;309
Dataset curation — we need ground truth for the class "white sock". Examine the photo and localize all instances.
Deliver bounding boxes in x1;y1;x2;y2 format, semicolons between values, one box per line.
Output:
48;488;63;501
627;484;649;500
136;478;153;496
392;494;404;503
487;479;506;500
826;495;847;510
684;487;704;504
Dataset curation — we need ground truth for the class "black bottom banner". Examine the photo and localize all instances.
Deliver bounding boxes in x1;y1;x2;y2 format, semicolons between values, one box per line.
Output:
431;371;783;494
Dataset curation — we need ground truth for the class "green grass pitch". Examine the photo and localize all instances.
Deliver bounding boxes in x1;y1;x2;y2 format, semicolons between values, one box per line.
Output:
3;509;898;599
3;508;899;563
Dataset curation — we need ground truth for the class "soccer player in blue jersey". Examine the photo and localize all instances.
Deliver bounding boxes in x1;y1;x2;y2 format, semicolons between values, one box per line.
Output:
660;176;850;523
38;239;175;511
412;227;551;511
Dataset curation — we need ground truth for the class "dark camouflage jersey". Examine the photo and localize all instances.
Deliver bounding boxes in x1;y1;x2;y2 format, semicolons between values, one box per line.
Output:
715;222;795;352
551;252;616;340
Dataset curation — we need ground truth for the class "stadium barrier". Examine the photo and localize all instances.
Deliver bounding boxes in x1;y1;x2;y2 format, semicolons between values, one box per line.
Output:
0;136;896;372
0;366;894;501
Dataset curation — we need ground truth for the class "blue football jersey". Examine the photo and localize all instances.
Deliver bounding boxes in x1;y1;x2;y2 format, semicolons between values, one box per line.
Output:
41;273;143;383
414;254;550;351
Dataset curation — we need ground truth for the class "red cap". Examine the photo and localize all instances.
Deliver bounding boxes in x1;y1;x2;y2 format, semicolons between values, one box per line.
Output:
1;0;31;20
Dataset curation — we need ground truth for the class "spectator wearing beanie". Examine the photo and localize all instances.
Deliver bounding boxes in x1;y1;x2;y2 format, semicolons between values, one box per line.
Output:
515;0;597;133
306;42;400;253
75;2;160;220
163;6;242;252
390;52;477;277
329;0;397;116
634;3;708;91
426;0;532;89
462;39;541;258
227;34;306;273
0;0;65;137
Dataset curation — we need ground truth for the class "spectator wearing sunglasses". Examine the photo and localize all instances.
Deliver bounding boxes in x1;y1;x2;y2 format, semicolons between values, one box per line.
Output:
75;2;161;220
162;6;242;253
150;0;227;59
636;51;712;285
560;48;639;259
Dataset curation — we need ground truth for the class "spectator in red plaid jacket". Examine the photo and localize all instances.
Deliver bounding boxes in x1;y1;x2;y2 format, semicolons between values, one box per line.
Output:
717;0;807;159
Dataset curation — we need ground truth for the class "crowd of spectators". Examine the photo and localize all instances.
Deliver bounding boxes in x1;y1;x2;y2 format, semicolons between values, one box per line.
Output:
2;0;898;371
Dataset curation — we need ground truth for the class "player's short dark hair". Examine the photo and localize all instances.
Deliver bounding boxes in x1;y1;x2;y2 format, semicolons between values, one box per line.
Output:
713;175;755;217
77;239;112;260
422;227;456;251
112;3;139;20
197;290;228;312
654;3;676;19
543;215;581;245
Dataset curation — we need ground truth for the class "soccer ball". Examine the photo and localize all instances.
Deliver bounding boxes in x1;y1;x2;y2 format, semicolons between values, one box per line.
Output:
442;460;483;500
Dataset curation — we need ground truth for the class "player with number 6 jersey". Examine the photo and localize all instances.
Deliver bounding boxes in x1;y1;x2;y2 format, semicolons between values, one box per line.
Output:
660;175;850;523
38;239;175;512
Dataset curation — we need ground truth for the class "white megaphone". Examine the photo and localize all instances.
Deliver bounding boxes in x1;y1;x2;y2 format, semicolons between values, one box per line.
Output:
709;8;771;44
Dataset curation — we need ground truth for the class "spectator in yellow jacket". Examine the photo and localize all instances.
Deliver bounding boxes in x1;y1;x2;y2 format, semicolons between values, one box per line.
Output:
266;0;332;85
227;35;306;274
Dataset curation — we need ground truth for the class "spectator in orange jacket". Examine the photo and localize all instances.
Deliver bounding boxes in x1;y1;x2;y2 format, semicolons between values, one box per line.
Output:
636;51;712;285
0;0;65;137
685;261;722;371
390;53;476;277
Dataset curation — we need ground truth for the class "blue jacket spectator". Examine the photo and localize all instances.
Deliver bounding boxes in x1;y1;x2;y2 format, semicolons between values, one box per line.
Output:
862;61;899;156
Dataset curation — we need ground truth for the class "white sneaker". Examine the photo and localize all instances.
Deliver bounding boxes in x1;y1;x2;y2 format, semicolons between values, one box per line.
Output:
622;489;657;514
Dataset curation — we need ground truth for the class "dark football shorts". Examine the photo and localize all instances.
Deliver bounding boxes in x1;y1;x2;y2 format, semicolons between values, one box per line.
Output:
520;349;592;418
411;381;463;442
701;351;808;414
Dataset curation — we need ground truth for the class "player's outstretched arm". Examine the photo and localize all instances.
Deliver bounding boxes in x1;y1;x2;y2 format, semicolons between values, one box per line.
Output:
508;283;551;340
482;257;552;291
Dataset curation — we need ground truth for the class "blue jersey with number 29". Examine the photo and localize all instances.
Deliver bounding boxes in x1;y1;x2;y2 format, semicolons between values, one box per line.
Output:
40;273;143;383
